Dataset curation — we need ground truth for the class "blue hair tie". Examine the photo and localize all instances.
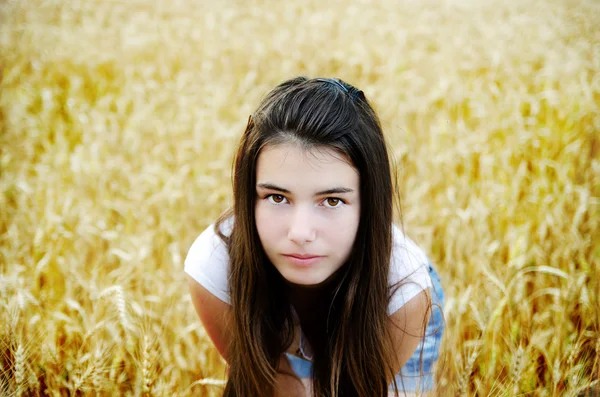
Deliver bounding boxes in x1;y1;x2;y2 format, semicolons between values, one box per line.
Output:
314;78;364;102
314;78;349;92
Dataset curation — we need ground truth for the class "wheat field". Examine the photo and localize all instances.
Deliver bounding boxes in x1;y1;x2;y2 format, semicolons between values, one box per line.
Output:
1;0;599;396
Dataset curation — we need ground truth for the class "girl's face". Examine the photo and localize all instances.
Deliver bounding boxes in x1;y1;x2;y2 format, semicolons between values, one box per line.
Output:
255;143;361;286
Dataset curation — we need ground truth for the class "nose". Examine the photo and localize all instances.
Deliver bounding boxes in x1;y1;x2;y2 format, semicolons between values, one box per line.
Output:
287;205;316;244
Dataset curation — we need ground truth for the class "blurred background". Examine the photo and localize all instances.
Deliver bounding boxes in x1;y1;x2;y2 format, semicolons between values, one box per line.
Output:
1;0;598;395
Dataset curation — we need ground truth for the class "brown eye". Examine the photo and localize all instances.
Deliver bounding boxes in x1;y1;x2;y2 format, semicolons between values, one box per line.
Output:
268;194;286;204
325;198;341;207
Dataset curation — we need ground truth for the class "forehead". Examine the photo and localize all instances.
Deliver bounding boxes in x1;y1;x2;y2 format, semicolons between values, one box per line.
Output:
256;143;359;189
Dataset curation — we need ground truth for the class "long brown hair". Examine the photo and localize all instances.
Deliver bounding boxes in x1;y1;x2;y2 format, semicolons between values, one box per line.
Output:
217;76;408;396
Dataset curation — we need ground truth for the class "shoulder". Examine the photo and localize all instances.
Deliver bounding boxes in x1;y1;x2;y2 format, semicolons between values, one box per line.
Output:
185;217;232;265
388;224;433;315
390;224;429;272
183;217;233;304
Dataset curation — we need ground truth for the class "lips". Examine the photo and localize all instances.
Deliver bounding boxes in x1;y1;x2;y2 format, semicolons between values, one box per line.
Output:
282;253;325;267
285;253;321;259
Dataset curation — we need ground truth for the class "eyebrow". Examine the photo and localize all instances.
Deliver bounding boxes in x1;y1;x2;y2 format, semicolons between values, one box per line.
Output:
256;183;355;196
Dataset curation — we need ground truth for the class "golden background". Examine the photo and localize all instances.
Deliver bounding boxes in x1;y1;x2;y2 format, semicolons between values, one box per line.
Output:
1;0;598;395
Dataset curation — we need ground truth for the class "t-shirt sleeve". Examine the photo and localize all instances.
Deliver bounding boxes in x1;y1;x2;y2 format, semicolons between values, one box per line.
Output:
184;221;232;305
387;225;433;315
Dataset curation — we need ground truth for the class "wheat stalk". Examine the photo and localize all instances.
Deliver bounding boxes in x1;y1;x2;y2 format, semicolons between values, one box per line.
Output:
99;284;137;351
91;347;105;393
0;374;10;397
567;342;582;392
511;345;525;395
189;378;227;386
457;348;479;396
594;337;600;382
552;358;562;396
13;343;26;396
141;335;153;395
114;285;130;333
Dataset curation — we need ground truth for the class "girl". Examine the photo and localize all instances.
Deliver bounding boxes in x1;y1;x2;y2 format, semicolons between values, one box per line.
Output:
185;77;445;397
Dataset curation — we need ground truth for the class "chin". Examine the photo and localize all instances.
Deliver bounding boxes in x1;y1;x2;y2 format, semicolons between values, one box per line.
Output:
280;271;328;286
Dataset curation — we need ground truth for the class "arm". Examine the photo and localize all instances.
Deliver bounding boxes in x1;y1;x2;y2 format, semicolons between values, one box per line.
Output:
275;356;309;397
386;288;432;385
187;275;308;395
187;274;232;361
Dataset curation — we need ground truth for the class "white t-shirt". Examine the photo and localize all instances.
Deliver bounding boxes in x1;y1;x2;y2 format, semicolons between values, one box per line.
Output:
184;217;433;316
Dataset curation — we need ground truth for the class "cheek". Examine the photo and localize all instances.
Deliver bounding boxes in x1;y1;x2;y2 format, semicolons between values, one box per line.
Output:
327;208;360;249
254;202;267;237
254;202;280;247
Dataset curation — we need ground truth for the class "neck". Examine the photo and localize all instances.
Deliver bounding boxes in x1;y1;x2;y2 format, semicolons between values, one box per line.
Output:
285;269;346;356
286;267;344;314
287;281;331;311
